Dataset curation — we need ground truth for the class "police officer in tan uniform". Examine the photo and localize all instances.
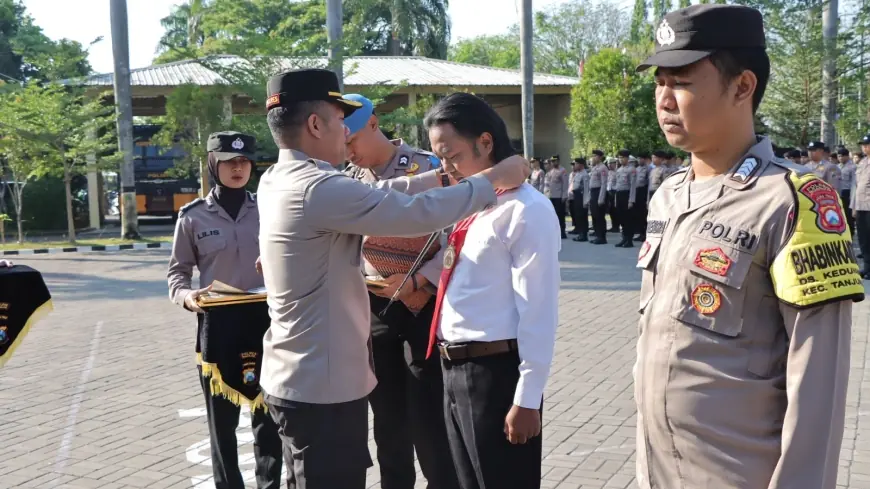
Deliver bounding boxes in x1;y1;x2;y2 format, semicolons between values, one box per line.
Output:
636;5;863;489
838;146;857;236
809;141;841;189
168;132;285;489
613;150;637;247
544;155;569;239
586;150;609;244
341;94;458;489
648;150;669;201
606;158;619;233
633;152;651;242
852;134;870;277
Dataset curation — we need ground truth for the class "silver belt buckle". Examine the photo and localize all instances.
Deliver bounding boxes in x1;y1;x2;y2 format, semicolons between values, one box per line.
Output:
438;343;451;361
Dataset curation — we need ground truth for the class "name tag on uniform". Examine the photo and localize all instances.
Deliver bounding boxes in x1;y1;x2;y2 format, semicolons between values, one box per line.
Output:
197;229;221;240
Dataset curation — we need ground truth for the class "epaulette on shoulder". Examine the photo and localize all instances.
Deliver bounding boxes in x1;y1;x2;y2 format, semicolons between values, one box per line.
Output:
247;191;256;202
179;198;204;216
344;163;364;179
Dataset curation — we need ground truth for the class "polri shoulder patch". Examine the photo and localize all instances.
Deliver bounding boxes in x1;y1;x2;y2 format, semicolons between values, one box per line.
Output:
770;171;864;308
179;198;205;216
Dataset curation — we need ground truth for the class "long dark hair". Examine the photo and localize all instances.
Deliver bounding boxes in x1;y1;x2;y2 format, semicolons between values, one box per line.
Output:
423;93;516;164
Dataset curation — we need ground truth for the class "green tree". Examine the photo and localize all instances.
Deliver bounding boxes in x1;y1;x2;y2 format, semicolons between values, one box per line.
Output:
679;0;691;8
630;0;650;44
155;0;208;63
567;48;666;154
0;83;117;242
448;34;520;69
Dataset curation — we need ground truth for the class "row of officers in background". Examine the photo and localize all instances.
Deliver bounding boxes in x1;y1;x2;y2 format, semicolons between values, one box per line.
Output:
527;150;687;246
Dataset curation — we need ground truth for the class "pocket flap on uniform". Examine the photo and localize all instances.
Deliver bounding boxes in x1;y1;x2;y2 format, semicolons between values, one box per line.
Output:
680;236;753;289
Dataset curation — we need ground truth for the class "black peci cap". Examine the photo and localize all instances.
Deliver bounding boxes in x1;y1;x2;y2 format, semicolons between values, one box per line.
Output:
592;149;605;157
786;149;802;159
652;150;669;158
837;147;850;156
207;131;256;162
637;151;651;159
807;141;828;152
617;149;631;157
266;69;362;116
637;4;766;72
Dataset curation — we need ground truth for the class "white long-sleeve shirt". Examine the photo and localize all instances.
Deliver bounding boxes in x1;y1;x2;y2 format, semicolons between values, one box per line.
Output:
437;183;561;409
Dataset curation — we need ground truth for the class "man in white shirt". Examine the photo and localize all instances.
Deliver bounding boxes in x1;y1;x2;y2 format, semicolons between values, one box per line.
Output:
420;93;561;489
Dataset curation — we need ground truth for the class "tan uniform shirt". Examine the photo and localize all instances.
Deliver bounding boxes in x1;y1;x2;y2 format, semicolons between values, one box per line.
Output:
840;161;857;192
814;160;842;190
529;169;545;193
545;167;569;199
852;157;870;211
648;165;668;194
635;137;861;489
615;164;638;204
635;163;649;188
585;164;608;205
167;190;262;307
257;149;497;404
345;140;444;284
569;170;587;200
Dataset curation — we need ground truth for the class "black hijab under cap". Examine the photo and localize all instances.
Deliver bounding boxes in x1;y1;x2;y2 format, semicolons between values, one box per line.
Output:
206;132;256;221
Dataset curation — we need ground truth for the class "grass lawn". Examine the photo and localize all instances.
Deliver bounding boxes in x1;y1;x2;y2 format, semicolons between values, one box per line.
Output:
0;235;173;251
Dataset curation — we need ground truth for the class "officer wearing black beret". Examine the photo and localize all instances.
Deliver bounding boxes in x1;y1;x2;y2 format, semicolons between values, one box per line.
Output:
256;69;531;489
634;5;860;489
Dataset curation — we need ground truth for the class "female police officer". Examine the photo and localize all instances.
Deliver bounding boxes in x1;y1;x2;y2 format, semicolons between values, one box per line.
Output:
167;131;283;489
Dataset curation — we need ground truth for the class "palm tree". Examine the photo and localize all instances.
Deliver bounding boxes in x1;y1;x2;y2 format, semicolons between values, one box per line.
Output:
348;0;451;59
154;0;207;63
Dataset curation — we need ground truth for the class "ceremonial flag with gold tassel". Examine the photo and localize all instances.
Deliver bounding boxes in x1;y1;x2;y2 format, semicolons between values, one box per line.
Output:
0;265;52;368
199;300;270;412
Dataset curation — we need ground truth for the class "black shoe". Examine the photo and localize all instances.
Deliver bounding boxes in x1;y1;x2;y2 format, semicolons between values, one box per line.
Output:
592;238;607;245
622;241;634;248
561;233;568;239
573;235;588;242
569;229;580;235
615;240;626;247
608;228;619;233
633;235;645;242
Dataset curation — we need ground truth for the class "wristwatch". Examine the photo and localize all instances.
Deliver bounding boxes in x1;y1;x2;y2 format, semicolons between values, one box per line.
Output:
436;167;451;187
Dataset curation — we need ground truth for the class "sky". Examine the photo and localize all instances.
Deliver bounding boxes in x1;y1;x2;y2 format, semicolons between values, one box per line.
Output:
22;0;572;75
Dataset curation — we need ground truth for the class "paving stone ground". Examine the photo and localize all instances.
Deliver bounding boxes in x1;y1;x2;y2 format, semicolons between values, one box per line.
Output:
2;235;870;489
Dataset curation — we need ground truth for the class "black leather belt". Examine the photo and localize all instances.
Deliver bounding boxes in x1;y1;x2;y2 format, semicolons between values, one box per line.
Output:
437;339;518;361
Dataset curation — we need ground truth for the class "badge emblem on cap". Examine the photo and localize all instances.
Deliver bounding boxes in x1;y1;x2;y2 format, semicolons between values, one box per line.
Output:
656;19;675;46
231;138;245;150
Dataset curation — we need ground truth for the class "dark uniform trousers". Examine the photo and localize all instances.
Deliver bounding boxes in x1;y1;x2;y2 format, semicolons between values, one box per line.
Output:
368;293;460;489
857;211;870;273
196;366;285;489
266;394;371;489
442;349;542;489
570;192;588;237
634;186;649;240
589;188;607;239
615;190;633;243
549;198;567;236
842;190;856;237
607;190;619;231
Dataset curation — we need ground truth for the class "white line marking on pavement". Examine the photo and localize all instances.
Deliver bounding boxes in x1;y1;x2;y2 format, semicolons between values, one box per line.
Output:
54;320;103;471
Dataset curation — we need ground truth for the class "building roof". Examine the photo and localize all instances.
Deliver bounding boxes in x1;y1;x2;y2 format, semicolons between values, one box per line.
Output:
75;55;578;91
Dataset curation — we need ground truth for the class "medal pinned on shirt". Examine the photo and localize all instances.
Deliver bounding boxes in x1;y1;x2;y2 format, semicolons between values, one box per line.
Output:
443;244;456;269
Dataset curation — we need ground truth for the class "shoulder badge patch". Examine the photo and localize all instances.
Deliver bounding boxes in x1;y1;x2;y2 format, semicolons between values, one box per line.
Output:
694;247;732;276
731;157;759;183
398;155;409;168
406;162;420;176
179;198;205;216
798;178;846;234
770;172;864;308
